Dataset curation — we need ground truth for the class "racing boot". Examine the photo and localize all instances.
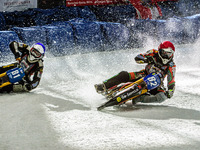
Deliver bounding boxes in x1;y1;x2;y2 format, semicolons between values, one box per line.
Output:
132;93;150;105
132;92;167;105
94;83;106;94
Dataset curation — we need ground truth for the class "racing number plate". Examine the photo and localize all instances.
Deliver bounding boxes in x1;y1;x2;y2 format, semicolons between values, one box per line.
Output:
7;68;25;83
144;73;161;90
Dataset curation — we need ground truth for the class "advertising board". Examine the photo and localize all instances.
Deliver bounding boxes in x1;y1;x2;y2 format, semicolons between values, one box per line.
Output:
66;0;125;7
0;0;37;12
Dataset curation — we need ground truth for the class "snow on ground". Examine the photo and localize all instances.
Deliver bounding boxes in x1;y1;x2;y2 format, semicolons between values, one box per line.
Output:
1;42;200;150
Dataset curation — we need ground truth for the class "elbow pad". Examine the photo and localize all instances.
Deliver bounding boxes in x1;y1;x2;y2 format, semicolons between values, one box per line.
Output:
135;55;147;64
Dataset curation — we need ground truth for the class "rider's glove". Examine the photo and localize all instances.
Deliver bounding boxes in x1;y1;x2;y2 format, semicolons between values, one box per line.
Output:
135;55;146;64
16;57;21;63
165;89;174;98
146;56;156;64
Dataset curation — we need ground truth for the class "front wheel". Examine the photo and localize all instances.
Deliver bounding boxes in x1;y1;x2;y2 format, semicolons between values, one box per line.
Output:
97;98;119;111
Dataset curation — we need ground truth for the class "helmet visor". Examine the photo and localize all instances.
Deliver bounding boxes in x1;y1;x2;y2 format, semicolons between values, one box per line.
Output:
30;48;42;58
159;48;174;59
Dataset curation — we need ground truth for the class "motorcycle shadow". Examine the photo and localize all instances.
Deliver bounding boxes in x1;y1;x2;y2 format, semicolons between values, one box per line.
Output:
105;102;162;112
102;102;200;121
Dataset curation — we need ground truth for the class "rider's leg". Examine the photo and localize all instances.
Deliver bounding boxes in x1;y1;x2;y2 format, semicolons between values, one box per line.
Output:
104;69;146;89
95;71;130;93
133;92;167;104
95;70;146;94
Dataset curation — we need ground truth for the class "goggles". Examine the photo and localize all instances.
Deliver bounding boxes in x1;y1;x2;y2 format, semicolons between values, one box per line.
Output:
159;48;174;59
30;48;42;58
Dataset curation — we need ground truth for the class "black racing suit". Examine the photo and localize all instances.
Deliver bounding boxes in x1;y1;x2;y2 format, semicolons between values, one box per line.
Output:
0;41;44;93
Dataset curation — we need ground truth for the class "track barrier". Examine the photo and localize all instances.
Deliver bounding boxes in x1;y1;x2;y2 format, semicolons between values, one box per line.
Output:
0;5;200;60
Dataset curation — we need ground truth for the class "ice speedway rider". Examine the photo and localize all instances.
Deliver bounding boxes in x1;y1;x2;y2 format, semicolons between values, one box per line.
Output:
95;41;176;104
0;41;45;93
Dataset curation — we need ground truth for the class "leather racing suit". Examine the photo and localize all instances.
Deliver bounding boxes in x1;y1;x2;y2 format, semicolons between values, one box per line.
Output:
0;41;44;93
103;49;176;103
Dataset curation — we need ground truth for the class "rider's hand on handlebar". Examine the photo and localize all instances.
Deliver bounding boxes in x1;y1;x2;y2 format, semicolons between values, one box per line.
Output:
16;57;21;63
165;89;173;98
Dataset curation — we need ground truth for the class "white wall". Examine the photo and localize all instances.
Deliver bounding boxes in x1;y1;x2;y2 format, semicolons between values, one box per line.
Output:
0;0;37;12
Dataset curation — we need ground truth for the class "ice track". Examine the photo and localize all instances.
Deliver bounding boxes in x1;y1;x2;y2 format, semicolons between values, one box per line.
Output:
1;42;200;150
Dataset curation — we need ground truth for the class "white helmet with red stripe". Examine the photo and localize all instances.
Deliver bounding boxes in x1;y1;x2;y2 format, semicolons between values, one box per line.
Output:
158;41;175;64
28;43;45;63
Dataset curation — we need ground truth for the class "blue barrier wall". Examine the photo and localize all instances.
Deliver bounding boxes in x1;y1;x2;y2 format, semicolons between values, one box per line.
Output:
157;18;184;44
0;7;200;62
0;31;21;62
123;19;158;48
43;24;75;56
0;13;6;31
98;22;130;50
11;26;47;47
78;6;97;22
183;14;200;43
71;21;104;53
1;6;97;28
0;14;200;61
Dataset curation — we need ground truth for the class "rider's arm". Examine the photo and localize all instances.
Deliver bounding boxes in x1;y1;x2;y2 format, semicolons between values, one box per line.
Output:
135;49;156;64
166;63;176;98
9;41;21;59
9;41;31;60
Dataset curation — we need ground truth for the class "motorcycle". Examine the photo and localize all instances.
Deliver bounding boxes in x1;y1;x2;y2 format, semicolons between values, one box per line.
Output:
0;66;25;89
97;72;162;111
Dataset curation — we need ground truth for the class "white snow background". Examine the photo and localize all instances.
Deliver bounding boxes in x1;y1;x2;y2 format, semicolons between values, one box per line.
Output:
0;39;200;150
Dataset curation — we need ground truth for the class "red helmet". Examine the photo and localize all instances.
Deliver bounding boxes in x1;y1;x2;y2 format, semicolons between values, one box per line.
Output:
158;41;175;64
